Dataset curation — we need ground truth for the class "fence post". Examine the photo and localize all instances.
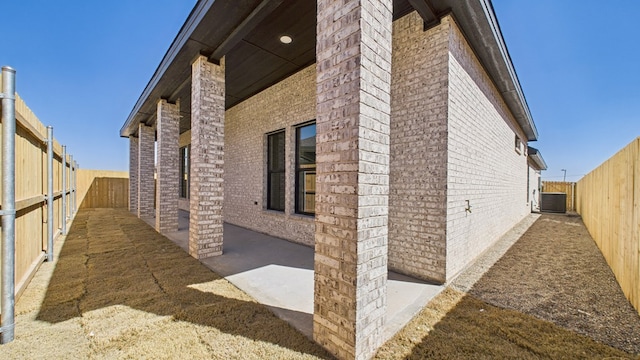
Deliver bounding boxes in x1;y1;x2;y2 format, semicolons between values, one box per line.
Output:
46;126;54;262
1;66;17;344
61;145;67;235
69;155;75;214
73;161;78;213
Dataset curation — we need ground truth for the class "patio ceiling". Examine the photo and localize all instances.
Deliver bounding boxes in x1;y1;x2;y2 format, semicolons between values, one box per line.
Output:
120;0;538;142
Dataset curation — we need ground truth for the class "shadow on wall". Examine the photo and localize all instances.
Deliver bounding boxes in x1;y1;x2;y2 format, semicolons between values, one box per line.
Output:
79;177;129;209
35;208;331;358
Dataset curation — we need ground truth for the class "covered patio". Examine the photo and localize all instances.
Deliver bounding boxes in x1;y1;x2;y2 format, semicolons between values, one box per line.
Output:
142;210;443;341
120;1;541;358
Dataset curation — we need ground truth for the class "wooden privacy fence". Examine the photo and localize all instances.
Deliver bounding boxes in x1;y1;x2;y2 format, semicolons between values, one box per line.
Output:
0;83;78;302
575;137;640;314
77;170;129;209
541;181;575;211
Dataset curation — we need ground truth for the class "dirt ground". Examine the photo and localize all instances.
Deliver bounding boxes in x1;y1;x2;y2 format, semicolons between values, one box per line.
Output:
2;209;639;359
376;213;640;359
467;213;640;354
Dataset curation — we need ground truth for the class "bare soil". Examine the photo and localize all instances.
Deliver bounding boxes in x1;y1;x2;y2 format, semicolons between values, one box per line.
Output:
468;213;640;354
376;213;640;359
3;209;639;359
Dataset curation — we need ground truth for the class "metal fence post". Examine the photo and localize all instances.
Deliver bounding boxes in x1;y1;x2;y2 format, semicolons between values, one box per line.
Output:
1;66;17;344
74;161;79;212
46;126;54;262
71;156;76;214
61;145;67;235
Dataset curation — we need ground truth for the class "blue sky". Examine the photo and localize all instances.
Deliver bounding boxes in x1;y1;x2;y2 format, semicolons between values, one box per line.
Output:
2;1;639;182
493;0;640;181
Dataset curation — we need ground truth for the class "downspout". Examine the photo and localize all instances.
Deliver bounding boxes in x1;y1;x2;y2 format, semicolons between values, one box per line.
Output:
61;146;67;235
46;126;54;262
1;66;17;344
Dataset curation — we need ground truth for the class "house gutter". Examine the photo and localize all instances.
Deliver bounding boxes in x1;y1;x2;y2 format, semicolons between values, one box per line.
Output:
478;0;538;141
528;146;547;170
119;0;217;138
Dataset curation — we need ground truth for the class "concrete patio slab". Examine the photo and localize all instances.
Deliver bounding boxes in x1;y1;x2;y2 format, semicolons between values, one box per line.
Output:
144;210;443;341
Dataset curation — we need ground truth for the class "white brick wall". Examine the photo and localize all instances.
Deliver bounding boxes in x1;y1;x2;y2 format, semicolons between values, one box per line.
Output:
223;65;317;246
528;165;542;212
388;12;449;283
445;17;530;280
173;12;534;285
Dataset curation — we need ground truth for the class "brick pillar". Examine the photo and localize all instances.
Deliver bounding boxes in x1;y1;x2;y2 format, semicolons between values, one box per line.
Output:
155;99;180;233
129;136;139;213
189;55;225;259
138;123;155;218
314;1;393;359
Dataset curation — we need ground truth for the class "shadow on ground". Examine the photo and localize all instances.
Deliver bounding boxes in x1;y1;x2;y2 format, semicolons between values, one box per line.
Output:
36;208;331;359
375;213;640;359
379;290;635;359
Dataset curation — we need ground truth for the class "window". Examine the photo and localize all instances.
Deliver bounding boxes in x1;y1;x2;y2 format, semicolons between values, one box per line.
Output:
515;135;522;154
267;131;286;211
179;145;190;198
296;122;316;215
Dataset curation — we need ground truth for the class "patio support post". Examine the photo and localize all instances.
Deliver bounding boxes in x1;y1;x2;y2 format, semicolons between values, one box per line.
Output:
313;0;393;359
189;55;225;259
1;66;17;344
46;126;54;262
137;123;155;219
61;145;67;235
129;136;139;214
155;99;180;233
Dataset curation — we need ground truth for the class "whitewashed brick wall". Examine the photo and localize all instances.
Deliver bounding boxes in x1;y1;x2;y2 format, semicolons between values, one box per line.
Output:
528;166;542;212
224;65;317;246
388;12;449;283
174;11;533;285
445;16;530;280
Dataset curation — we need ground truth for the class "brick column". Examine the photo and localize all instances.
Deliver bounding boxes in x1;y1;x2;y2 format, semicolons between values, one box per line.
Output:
189;55;225;259
314;1;393;359
155;99;180;233
138;123;155;218
129;136;139;213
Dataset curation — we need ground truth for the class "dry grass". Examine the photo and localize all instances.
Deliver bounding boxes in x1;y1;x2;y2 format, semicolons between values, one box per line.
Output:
3;208;331;359
375;288;637;359
4;209;639;359
469;213;640;354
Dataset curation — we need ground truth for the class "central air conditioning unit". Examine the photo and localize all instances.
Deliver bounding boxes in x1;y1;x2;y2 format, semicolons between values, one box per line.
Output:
540;192;567;213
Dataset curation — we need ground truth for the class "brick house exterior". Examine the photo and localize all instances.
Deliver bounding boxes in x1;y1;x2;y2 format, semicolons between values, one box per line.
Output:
527;146;548;212
120;1;544;358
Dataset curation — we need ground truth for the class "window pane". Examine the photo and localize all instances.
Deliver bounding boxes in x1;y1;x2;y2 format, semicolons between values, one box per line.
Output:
297;124;315;166
297;170;315;214
267;131;285;211
268;132;285;172
269;172;285;211
296;123;316;215
179;146;189;198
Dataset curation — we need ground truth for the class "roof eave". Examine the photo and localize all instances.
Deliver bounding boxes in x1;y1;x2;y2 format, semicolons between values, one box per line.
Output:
119;0;216;138
479;0;538;141
528;146;547;170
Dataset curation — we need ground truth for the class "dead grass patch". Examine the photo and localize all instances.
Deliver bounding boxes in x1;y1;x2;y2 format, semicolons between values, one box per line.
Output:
3;208;332;359
376;288;637;359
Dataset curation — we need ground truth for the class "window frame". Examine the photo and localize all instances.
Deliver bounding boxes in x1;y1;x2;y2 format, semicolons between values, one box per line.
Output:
267;130;286;212
295;121;316;216
179;145;190;199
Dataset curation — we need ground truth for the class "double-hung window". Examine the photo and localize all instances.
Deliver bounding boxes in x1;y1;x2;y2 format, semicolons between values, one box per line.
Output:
267;131;286;211
179;145;190;198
